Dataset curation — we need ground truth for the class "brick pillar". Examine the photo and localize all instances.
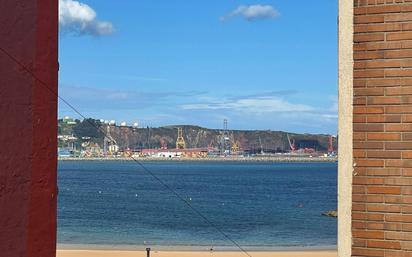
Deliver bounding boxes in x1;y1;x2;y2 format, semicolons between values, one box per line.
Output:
353;1;412;256
0;1;58;257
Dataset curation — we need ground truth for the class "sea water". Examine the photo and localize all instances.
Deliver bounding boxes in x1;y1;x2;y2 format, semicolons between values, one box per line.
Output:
57;161;337;250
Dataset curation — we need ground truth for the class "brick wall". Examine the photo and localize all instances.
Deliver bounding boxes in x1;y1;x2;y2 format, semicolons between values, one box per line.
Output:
353;1;412;256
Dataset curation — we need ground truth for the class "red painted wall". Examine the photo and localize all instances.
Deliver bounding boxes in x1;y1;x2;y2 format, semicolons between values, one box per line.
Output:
0;1;58;257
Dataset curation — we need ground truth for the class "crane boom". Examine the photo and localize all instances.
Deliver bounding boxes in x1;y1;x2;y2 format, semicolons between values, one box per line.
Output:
286;134;296;152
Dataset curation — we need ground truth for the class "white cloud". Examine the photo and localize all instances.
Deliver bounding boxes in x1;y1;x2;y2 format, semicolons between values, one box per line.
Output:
179;93;339;130
59;0;114;36
221;5;280;22
180;96;313;114
58;86;338;133
59;85;208;111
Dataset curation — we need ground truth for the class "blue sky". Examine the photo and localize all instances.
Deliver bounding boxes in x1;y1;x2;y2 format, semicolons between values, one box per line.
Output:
58;0;338;134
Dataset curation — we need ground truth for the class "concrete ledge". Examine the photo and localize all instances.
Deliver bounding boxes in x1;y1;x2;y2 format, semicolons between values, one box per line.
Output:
338;1;353;257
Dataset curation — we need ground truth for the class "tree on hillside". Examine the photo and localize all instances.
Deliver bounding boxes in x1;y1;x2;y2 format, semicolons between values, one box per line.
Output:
73;118;103;139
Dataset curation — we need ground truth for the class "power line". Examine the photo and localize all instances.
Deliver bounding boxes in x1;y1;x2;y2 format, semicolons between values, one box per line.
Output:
0;46;252;257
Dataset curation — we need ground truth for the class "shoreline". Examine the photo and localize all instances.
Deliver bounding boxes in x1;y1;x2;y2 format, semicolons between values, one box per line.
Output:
57;249;337;257
58;156;337;163
57;244;337;252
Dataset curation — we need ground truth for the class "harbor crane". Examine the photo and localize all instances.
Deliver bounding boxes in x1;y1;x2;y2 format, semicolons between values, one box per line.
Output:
287;134;296;153
220;119;231;155
231;142;239;153
176;127;186;149
328;135;335;154
160;137;168;149
258;136;264;155
103;125;119;155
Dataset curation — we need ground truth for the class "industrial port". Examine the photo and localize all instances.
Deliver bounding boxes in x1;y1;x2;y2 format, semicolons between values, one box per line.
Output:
58;117;337;161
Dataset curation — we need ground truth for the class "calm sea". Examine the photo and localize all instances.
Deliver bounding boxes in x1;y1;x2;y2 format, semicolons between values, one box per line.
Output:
57;161;337;250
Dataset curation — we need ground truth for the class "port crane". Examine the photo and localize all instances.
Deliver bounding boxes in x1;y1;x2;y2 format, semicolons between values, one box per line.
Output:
328;135;335;155
231;142;239;153
103;125;118;155
176;127;186;149
258;136;264;155
220;119;231;155
287;134;296;153
160;137;168;149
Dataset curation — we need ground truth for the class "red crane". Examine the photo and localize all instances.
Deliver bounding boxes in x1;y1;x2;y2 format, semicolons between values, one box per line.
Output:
160;138;167;149
287;134;296;153
328;135;334;153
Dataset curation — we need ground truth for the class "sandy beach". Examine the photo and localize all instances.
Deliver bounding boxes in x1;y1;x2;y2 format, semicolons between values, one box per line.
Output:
57;250;337;257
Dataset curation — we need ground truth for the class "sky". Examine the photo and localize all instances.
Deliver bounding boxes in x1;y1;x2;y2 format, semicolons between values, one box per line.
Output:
58;0;338;134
